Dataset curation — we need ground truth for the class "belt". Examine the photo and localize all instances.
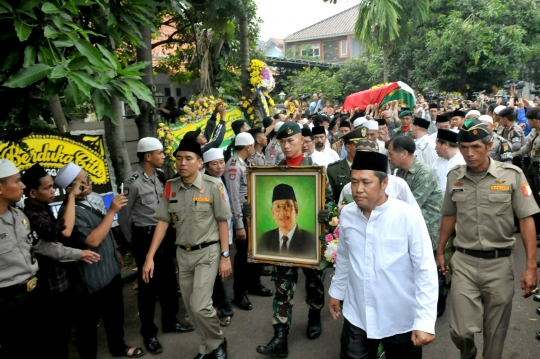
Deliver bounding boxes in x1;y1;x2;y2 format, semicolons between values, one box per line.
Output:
179;241;219;252
134;225;156;234
0;276;38;297
456;247;511;259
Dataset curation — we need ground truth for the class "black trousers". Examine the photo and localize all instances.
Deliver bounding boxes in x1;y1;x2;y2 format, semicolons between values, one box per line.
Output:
40;287;76;359
74;274;126;358
212;275;234;318
0;286;41;358
132;225;179;339
233;219;262;300
525;164;540;234
340;319;422;359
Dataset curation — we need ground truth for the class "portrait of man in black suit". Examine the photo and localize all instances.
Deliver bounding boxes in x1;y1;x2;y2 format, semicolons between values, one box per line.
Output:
258;184;316;258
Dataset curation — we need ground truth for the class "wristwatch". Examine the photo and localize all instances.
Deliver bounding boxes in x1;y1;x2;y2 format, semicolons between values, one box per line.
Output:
221;251;230;258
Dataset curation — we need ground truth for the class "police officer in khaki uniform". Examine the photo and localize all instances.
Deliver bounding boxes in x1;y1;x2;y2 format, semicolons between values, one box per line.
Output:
119;138;193;354
497;107;526;152
513;107;540;236
225;133;273;311
265;122;285;165
479;115;513;163
436;119;539;359
142;139;232;359
0;160;95;358
248;127;268;166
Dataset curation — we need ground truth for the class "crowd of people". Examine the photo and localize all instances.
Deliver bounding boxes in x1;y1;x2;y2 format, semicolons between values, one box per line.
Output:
1;90;540;359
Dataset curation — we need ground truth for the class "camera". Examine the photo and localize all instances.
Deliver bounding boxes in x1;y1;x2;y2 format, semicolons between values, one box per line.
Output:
530;85;540;95
503;80;525;90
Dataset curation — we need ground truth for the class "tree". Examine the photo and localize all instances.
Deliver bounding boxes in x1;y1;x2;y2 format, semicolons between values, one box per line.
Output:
353;0;430;82
0;0;158;183
333;55;384;96
281;67;341;103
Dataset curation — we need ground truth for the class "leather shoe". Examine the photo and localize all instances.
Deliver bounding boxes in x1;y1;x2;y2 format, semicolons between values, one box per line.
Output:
534;294;540;302
144;337;163;354
192;354;215;359
306;323;321;339
214;338;227;359
248;284;274;297
233;295;253;310
163;322;195;333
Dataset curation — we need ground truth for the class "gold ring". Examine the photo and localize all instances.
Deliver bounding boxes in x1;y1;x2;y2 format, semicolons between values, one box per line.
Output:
532;288;539;294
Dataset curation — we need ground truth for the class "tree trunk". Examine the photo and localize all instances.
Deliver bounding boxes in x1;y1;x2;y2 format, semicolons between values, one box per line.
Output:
49;95;69;133
135;25;157;138
239;13;250;97
382;45;389;83
104;97;132;185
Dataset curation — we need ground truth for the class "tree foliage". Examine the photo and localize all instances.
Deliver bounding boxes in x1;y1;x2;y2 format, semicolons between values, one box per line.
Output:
0;0;158;142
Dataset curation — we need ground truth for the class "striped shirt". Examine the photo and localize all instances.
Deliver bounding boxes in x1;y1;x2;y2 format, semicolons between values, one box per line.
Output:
61;200;120;294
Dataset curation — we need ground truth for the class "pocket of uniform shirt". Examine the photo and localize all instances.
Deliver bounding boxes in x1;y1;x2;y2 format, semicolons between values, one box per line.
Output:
168;203;182;213
382;238;406;251
488;193;511;216
0;241;15;268
451;193;467;202
193;202;211;212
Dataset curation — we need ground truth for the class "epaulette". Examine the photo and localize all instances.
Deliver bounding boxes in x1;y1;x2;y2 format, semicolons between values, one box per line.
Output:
499;162;523;173
327;160;341;167
156;168;164;173
167;176;181;183
447;164;466;176
202;174;221;186
126;173;139;184
229;159;237;167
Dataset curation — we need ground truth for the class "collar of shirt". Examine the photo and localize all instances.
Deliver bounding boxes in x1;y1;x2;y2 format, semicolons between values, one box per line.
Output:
407;157;422;174
0;207;14;225
414;134;429;144
278;225;297;249
455;157;497;180
180;171;203;189
346;159;352;169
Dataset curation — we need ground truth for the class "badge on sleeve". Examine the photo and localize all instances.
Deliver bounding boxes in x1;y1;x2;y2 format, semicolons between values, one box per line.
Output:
502;143;509;152
172;214;179;221
521;183;532;197
22;219;29;230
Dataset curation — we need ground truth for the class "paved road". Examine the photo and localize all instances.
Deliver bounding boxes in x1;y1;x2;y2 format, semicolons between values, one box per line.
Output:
69;236;540;358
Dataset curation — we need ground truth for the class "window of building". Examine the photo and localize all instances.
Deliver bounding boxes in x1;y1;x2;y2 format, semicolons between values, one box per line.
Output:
340;40;348;56
300;43;321;58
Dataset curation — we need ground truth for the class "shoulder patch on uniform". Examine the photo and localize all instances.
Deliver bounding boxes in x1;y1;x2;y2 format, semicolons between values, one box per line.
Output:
126;173;139;184
499;163;523;173
230;159;237;166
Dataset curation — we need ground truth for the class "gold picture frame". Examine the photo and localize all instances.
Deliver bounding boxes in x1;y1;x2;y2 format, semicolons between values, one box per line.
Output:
246;166;326;270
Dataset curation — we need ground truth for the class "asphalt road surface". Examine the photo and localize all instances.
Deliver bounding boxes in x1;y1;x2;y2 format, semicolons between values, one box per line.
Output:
69;235;540;358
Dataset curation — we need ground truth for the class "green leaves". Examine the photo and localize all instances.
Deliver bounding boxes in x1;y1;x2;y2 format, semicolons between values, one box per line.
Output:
14;19;32;41
41;3;62;14
74;40;106;68
4;64;52;88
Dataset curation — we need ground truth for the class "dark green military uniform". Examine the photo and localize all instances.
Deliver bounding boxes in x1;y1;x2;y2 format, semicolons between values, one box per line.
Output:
327;160;351;202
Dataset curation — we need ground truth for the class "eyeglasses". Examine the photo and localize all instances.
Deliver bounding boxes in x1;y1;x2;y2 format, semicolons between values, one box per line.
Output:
84;174;92;183
272;203;294;212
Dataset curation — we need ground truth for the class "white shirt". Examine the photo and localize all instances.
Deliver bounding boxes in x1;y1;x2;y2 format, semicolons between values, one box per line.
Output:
432;152;466;196
306;151;330;167
338;175;420;212
278;225;297;251
317;146;340;163
329;197;438;339
429;131;438;142
414;134;438;166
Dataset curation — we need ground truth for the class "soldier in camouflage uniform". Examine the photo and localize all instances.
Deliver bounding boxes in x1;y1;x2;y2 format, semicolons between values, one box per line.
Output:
256;122;324;358
479;115;513;163
387;136;443;251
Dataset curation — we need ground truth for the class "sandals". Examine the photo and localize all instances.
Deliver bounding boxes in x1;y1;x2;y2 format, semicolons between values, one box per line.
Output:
124;346;146;358
219;316;232;327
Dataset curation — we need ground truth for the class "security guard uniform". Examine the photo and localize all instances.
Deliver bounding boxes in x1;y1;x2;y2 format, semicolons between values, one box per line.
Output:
498;121;525;152
488;132;513;163
225;152;267;306
442;119;540;359
154;171;232;355
265;137;285;166
118;167;181;341
249;150;268;166
0;206;82;357
513;128;540;233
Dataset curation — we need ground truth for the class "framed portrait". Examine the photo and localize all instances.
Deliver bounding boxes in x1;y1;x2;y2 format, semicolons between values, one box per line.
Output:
246;166;325;269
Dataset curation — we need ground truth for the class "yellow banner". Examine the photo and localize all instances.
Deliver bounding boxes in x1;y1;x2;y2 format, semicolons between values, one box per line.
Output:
170;107;244;146
0;134;110;185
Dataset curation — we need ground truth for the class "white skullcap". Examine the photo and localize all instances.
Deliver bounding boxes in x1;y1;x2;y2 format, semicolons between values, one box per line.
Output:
494;105;506;115
363;120;379;130
137;137;163;152
353;117;367;128
465;110;481;119
300;119;308;125
235;133;254;146
274;122;284;133
0;159;20;179
203;148;224;163
479;115;493;124
55;163;82;189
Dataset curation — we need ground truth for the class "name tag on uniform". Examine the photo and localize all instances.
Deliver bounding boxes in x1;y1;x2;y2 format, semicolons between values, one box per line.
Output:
491;185;510;191
452;188;464;192
193;197;210;202
169;200;178;203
